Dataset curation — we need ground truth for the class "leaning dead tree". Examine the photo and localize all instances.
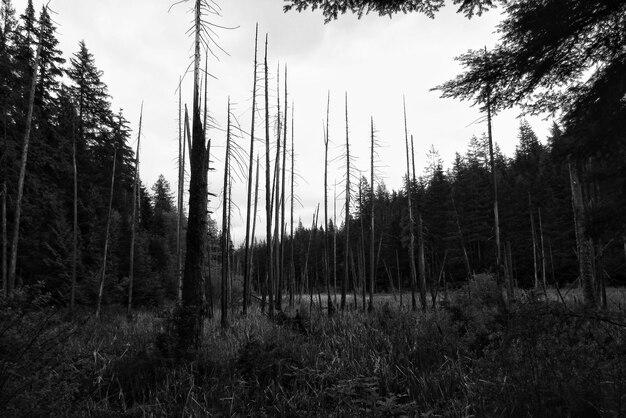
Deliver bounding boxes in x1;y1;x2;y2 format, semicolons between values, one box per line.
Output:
127;102;144;319
96;143;117;319
8;11;43;294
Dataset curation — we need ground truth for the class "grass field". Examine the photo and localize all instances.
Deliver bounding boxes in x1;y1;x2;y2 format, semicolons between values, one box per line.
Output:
2;279;626;417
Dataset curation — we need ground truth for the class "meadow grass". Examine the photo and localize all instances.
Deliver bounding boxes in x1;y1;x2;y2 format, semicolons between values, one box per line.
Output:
2;279;626;417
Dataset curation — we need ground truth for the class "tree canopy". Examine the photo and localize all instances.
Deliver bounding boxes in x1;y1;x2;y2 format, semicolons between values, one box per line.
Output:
283;0;502;22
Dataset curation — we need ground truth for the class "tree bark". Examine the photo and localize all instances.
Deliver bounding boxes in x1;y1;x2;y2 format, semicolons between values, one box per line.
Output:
179;0;208;349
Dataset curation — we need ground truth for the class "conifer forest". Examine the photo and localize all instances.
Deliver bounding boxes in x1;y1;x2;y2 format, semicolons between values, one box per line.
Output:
2;0;626;416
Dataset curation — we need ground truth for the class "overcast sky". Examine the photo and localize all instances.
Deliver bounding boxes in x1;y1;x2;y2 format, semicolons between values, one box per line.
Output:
16;0;551;245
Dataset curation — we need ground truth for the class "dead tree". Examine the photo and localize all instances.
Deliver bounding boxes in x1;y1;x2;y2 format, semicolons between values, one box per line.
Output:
410;135;427;310
569;161;595;307
403;97;418;311
95;144;117;319
263;34;274;317
70;114;77;311
324;92;334;315
368;117;375;312
341;92;350;311
486;82;509;302
289;103;295;308
8;16;43;294
242;24;259;315
127;103;144;318
221;99;232;328
180;0;208;349
280;65;288;311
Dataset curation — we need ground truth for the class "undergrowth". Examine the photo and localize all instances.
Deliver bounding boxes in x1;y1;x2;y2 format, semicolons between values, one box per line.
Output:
2;279;626;417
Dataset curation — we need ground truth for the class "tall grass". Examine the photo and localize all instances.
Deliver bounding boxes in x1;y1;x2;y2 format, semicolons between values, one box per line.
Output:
2;278;626;416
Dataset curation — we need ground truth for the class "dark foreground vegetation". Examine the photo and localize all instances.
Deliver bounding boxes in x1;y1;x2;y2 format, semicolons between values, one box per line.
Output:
2;278;626;417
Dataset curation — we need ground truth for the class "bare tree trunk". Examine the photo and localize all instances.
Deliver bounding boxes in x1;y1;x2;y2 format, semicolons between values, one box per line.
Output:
242;24;259;315
95;144;117;319
180;0;208;349
403;97;418;312
369;117;375;312
529;193;539;290
263;34;274;318
486;85;508;303
411;135;427;311
8;26;43;294
221;99;232;329
396;251;402;307
569;161;596;307
127;103;143;319
324;92;334;316
538;207;547;298
2;113;7;296
289;103;295;309
451;193;472;297
70;115;77;311
176;78;184;305
249;155;260;308
333;181;338;306
279;65;288;312
342;92;350;311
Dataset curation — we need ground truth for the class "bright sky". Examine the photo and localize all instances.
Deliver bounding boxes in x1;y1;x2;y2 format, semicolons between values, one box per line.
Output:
16;0;551;245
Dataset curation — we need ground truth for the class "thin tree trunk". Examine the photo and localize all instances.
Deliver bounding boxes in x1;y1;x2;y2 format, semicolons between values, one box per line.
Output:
243;24;259;315
342;92;350;311
8;26;43;293
411;135;427;311
403;97;418;311
127;103;143;318
529;193;539;289
95;144;117;319
176;78;184;304
569;161;596;307
289;103;295;309
369;117;375;312
273;64;282;312
180;0;208;349
451;193;472;297
333;181;338;306
538;207;547;298
279;65;288;312
263;34;274;318
249;155;260;309
486;84;508;303
221;99;232;329
70;114;77;311
396;251;403;307
324;92;334;316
